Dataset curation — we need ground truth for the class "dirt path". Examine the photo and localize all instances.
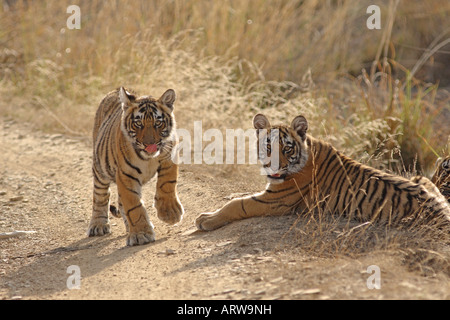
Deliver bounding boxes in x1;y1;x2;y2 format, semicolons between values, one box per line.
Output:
0;118;449;300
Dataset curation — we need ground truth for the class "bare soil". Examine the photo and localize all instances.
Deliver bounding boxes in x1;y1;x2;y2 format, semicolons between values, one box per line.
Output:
1;118;449;300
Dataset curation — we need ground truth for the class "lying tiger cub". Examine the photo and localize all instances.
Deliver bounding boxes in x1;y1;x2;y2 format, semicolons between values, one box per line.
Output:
196;114;450;231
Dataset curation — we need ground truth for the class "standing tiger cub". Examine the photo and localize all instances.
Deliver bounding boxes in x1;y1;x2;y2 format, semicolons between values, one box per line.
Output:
196;114;450;231
89;87;184;246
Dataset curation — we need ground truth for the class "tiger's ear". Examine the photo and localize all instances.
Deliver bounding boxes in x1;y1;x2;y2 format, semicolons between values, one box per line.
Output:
119;87;136;111
291;115;308;141
253;114;271;129
159;89;176;110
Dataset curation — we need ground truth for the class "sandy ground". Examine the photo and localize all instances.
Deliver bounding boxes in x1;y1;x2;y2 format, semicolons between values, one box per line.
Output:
0;118;449;300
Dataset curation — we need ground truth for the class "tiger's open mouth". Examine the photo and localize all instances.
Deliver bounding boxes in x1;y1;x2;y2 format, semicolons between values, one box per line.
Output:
138;143;161;158
144;144;158;154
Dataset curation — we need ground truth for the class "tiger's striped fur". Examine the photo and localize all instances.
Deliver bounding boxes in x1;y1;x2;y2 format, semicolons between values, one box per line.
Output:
196;114;450;231
431;156;450;202
88;87;184;246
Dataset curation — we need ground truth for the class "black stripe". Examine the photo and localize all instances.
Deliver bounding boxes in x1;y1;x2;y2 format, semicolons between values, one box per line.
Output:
277;189;306;200
94;190;108;197
92;167;109;187
134;147;146;160
316;153;340;187
322;157;350;196
266;186;295;194
368;177;381;204
391;188;400;219
354;173;372;219
377;183;387;210
101;129;115;178
251;196;273;204
404;193;413;220
158;165;172;174
310;144;331;180
94;184;109;191
121;170;141;186
328;166;348;211
117;175;140;196
127;203;143;215
123;155;142;175
241;199;248;216
93;198;109;207
160;180;177;190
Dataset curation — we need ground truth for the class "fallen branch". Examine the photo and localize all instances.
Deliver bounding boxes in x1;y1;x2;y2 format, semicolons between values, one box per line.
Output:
0;230;36;240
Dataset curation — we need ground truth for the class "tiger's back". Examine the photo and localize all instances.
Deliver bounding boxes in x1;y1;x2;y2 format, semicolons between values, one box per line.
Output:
92;89;126;183
93;88;125;143
302;137;450;227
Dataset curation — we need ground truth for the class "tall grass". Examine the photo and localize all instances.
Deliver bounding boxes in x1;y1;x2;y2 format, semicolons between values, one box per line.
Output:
0;0;449;172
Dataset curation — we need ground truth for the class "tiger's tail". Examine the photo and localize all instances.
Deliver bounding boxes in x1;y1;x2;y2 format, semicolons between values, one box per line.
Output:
109;205;121;218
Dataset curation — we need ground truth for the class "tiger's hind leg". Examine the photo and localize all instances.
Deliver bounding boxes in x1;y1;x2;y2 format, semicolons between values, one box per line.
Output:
411;176;442;196
88;176;112;237
409;175;450;227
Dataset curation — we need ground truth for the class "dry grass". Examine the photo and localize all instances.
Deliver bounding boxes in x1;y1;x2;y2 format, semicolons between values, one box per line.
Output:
1;0;448;172
273;203;450;278
0;2;449;203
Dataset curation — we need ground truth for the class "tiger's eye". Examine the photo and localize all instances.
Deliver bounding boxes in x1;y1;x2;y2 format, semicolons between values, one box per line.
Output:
135;120;142;127
155;120;163;127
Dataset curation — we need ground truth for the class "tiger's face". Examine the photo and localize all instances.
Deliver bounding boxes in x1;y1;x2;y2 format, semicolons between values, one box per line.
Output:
254;114;309;184
432;156;450;187
119;87;176;159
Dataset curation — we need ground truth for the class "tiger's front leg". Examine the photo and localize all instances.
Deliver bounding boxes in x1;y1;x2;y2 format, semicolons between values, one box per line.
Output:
195;191;290;231
154;159;184;225
117;172;155;246
88;176;112;237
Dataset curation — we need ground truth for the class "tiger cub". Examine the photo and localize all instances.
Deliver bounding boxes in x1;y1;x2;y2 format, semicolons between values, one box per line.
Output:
88;87;184;246
196;114;450;231
431;156;450;202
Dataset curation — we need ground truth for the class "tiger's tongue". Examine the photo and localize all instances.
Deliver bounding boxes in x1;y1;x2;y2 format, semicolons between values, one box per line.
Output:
145;144;158;153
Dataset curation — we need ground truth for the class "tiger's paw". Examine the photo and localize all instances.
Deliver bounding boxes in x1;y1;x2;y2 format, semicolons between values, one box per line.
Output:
126;229;156;246
195;212;227;231
87;219;111;237
155;196;184;225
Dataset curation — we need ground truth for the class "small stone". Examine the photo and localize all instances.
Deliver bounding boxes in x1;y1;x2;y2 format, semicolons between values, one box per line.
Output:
165;248;176;255
270;277;284;284
291;288;321;296
216;240;234;247
49;134;63;141
222;288;235;294
9;196;24;202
